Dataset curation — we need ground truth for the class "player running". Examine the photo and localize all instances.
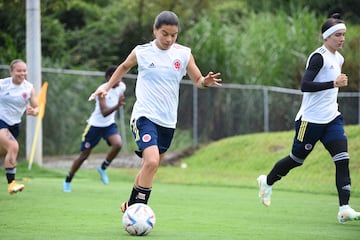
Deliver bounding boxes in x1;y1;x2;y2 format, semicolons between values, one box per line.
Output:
63;65;126;192
89;11;221;212
257;13;360;223
0;59;39;194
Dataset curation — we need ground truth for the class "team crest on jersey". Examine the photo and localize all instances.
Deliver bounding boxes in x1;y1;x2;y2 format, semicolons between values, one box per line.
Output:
22;92;28;100
142;134;151;143
304;143;313;151
173;59;181;70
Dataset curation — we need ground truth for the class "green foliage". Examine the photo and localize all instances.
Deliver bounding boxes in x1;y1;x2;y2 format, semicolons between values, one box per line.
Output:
183;17;229;75
184;8;321;87
41;17;67;60
342;25;360;91
0;33;21;63
1;0;359;87
0;0;26;63
244;0;360;23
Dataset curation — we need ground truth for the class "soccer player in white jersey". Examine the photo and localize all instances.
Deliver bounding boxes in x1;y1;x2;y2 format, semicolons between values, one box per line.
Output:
0;59;39;194
63;66;126;192
90;11;222;212
257;13;360;223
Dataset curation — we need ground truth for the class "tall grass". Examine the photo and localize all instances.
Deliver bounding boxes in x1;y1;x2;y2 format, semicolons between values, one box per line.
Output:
184;8;360;91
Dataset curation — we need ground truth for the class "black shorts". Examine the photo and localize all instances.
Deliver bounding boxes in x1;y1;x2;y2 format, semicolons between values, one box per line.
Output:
0;119;20;138
291;115;347;161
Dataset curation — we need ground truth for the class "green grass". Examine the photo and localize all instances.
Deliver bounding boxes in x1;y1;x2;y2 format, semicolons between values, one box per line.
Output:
1;125;360;239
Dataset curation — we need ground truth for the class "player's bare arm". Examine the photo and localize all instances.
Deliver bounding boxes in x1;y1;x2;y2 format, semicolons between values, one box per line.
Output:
186;54;222;88
99;93;126;117
26;88;39;116
89;50;137;100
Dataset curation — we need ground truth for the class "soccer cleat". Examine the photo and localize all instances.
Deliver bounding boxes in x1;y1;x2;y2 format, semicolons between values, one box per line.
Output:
97;166;109;185
337;205;360;223
63;181;71;192
257;175;272;206
121;201;129;213
8;180;25;194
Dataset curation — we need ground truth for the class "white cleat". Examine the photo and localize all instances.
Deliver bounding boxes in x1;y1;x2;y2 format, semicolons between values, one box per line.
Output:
257;175;272;207
338;205;360;223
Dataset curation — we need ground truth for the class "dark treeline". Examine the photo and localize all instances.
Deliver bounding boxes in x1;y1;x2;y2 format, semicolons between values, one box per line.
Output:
1;0;359;89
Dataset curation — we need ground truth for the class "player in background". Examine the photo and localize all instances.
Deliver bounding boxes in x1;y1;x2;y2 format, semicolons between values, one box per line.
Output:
89;11;222;212
63;65;126;192
257;13;360;223
0;59;39;194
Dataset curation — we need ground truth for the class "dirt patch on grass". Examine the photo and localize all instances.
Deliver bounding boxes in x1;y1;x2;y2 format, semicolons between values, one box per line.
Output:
41;147;198;169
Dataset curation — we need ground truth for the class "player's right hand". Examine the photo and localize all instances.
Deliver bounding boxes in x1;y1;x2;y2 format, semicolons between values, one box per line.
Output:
88;89;108;101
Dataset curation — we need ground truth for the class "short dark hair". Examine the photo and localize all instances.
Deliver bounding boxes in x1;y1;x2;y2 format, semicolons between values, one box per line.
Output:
153;11;179;29
321;13;345;34
105;65;117;80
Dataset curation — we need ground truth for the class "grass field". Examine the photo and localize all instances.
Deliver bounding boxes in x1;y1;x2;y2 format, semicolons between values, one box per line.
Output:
1;125;360;239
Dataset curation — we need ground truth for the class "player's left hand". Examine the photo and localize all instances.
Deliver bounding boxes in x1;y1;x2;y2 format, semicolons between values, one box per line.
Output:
203;72;222;87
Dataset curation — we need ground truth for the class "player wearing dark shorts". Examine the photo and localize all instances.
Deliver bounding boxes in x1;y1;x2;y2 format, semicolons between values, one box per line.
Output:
0;59;39;194
257;13;360;224
89;11;221;213
63;66;126;192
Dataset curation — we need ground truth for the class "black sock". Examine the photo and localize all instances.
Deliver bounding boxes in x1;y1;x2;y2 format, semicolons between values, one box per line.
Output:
5;168;16;183
128;185;152;206
101;160;110;170
267;155;302;185
335;159;351;206
65;173;73;183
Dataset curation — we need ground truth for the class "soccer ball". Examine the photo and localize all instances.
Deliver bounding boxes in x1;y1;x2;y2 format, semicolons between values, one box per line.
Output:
122;203;156;236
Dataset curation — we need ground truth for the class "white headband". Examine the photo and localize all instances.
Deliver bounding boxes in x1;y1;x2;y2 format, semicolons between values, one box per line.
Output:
322;23;346;40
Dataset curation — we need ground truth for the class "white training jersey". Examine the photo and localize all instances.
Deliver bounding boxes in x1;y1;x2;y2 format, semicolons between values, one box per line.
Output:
295;45;343;124
0;77;33;125
131;40;191;128
87;81;126;127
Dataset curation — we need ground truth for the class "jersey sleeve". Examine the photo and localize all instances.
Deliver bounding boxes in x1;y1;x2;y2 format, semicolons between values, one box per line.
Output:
300;53;334;92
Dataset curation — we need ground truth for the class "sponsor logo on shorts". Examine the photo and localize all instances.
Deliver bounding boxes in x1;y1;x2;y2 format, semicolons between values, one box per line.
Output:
304;143;313;151
85;142;91;149
142;134;151;143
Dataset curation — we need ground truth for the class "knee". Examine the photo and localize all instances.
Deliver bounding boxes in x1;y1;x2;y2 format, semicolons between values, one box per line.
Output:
7;141;19;154
326;139;348;157
143;157;160;172
112;141;122;151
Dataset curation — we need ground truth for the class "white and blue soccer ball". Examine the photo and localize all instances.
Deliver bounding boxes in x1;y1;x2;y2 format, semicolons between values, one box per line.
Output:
122;203;156;236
